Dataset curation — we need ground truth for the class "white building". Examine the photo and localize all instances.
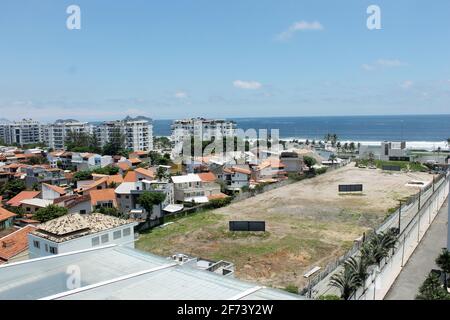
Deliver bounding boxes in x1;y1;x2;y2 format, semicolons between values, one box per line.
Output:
171;118;236;153
95;118;153;152
44;120;93;150
28;213;138;258
0;119;43;146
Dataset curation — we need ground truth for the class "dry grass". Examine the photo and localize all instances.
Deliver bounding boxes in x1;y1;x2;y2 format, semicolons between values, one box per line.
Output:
136;164;432;289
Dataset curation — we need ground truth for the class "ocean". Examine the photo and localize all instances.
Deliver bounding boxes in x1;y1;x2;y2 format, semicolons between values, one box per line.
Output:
153;115;450;149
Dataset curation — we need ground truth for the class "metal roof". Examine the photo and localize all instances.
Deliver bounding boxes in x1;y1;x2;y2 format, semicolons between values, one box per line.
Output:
0;245;303;300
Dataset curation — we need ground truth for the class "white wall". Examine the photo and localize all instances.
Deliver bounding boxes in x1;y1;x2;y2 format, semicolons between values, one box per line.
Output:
28;223;137;259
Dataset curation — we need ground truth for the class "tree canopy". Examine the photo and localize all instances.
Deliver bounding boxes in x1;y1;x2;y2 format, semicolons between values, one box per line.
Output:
33;205;68;223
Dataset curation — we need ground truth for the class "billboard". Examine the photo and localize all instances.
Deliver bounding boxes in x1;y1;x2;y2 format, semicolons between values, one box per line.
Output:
229;221;266;232
382;165;401;171
338;184;363;193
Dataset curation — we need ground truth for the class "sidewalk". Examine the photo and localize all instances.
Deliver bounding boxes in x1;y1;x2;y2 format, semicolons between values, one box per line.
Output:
385;198;449;300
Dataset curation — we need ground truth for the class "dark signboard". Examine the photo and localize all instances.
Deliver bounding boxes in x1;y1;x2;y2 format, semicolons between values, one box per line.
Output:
229;221;266;232
338;184;363;193
382;165;401;171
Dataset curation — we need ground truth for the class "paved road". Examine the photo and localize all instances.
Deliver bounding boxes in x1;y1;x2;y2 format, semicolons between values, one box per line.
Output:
385;198;449;300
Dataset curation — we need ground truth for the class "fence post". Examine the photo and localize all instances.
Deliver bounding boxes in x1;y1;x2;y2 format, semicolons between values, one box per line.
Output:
401;234;406;267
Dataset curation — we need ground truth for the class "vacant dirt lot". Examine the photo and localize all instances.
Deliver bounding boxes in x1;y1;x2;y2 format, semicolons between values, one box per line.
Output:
136;165;433;289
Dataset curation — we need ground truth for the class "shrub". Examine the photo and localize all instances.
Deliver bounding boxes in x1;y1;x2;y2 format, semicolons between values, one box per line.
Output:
318;294;342;300
416;272;450;300
207;197;232;209
284;284;299;294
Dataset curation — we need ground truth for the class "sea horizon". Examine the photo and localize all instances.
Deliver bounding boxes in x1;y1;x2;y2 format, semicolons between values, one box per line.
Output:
152;114;450;148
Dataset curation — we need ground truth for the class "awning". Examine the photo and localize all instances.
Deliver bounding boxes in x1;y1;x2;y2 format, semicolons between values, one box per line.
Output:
163;204;184;213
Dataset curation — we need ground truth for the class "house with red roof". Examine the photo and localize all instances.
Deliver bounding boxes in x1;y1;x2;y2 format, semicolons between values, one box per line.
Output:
0;225;36;264
41;183;69;200
217;165;252;192
0;207;17;231
6;191;41;207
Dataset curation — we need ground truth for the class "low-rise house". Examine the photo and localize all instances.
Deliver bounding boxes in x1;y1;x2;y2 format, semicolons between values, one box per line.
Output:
41;183;68;200
0;207;16;231
116;161;132;175
24;166;67;189
135;167;156;181
28;213;138;258
54;194;92;215
19;199;53;214
71;153;113;171
171;173;222;203
47;151;72;169
129;150;150;163
6;191;41;208
217;165;251;192
89;189;118;210
115;180;174;224
279;151;304;173
75;177;108;196
0;225;36;264
252;158;288;183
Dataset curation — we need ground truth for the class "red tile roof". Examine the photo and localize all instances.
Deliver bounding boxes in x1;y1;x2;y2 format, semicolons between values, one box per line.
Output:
123;171;137;182
207;193;229;200
89;189;117;206
197;172;217;182
6;191;41;207
0;207;16;222
117;162;131;171
42;183;67;195
0;225;37;262
135;167;155;179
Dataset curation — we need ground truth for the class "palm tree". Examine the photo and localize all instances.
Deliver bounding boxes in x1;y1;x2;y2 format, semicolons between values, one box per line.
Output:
330;264;360;300
329;154;337;165
361;231;397;266
345;257;369;287
447;138;450;149
436;248;450;289
336;142;342;152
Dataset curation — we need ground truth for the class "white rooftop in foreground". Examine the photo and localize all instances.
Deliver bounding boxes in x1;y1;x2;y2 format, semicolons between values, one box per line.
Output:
0;245;302;300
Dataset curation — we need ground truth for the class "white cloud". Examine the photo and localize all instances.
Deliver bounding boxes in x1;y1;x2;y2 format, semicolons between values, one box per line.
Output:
174;91;188;99
233;80;262;90
363;59;407;71
401;80;414;89
276;21;324;41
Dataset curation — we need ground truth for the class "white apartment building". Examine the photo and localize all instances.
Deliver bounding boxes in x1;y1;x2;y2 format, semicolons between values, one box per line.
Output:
171;118;236;152
44;121;93;150
28;213;138;258
96;119;153;152
0;119;43;146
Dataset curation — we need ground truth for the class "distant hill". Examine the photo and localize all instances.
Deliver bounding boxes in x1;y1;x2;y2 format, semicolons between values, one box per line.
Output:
54;119;80;124
123;115;153;122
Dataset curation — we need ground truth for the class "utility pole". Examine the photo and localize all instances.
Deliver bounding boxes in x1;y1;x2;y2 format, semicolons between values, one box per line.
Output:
398;200;402;232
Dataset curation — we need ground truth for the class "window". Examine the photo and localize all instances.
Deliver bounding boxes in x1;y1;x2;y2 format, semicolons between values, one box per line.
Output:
49;246;58;254
113;230;122;240
80;210;86;214
45;244;49;252
123;228;131;237
101;234;109;243
33;240;40;249
92;237;100;247
26;207;31;212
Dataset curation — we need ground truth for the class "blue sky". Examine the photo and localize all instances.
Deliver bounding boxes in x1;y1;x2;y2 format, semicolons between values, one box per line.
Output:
0;0;449;121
